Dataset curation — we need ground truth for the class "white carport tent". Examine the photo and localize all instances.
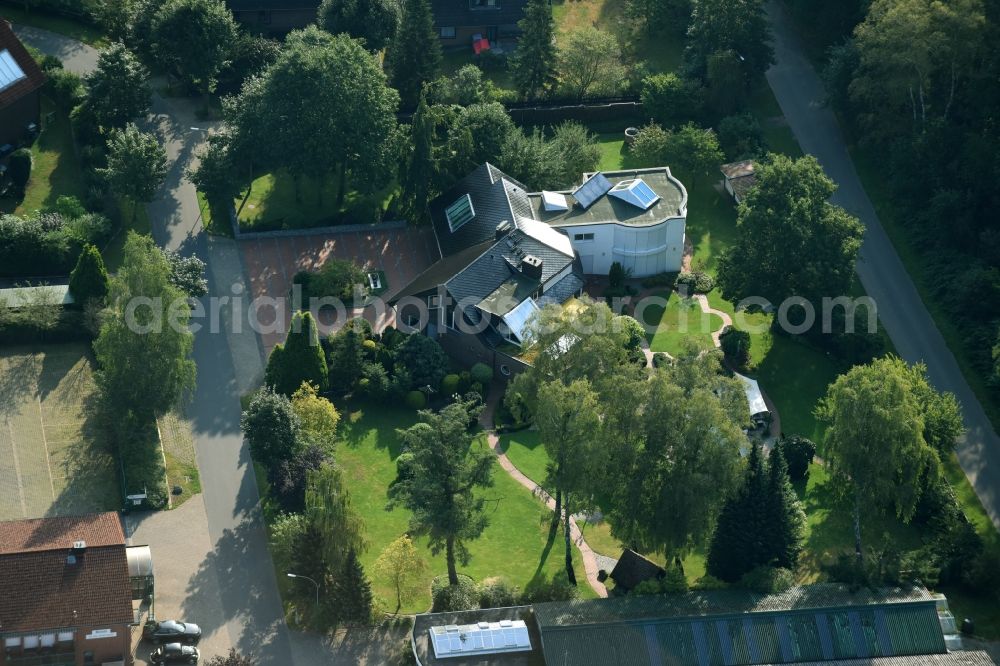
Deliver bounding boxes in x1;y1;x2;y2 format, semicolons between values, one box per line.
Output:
735;372;769;421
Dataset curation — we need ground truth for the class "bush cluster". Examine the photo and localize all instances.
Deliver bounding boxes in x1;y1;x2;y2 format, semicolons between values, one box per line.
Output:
0;208;114;277
431;572;578;612
676;271;714;294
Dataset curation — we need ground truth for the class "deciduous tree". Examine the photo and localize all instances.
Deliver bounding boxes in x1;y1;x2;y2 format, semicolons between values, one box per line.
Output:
205;649;256;666
83;42;151;131
374;535;429;613
93;233;195;423
317;0;399;51
389;398;494;585
226;27;400;207
100;124;167;220
241;386;301;470
152;0;238;105
685;0;773;82
557;27;627;99
816;356;941;563
291;382;340;449
717;154;864;307
536;379;601;585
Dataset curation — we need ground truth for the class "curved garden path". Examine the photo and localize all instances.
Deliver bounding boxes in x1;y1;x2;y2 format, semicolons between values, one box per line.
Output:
693;293;733;347
479;391;608;598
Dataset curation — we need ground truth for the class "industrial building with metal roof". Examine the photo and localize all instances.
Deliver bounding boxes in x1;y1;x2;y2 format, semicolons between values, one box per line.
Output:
410;584;996;666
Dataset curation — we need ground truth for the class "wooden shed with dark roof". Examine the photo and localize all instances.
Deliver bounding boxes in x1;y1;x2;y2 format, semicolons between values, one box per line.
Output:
609;549;666;593
0;512;136;666
0;19;46;147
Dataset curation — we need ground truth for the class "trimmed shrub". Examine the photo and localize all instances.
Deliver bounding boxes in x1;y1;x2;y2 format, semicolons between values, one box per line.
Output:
719;326;751;369
631;578;664;596
441;373;461;396
405;390;427;410
470;362;493;385
693;575;728;591
676;270;714;293
431;575;478;612
521;572;579;603
739;566;794;594
69;244;110;305
477;578;520;609
394;333;449;392
8;148;33;194
47;68;85;111
773;435;816;482
608;261;628;288
662;563;688;593
641;272;677;289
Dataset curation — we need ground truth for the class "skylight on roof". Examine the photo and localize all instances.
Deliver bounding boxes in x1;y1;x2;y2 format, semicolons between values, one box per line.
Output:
541;190;569;212
429;620;532;658
608;178;660;210
0;50;27;93
502;298;540;344
445;193;475;232
572;172;613;209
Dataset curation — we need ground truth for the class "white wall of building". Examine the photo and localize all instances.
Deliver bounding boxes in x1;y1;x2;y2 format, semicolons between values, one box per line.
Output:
558;217;686;277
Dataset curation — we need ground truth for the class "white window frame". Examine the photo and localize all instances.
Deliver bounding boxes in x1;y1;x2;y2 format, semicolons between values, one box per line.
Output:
573;232;595;241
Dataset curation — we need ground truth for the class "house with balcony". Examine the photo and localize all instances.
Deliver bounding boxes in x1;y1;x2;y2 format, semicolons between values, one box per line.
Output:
0;513;139;666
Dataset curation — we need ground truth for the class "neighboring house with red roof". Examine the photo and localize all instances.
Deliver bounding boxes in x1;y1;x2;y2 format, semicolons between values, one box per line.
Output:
0;513;137;666
0;19;45;148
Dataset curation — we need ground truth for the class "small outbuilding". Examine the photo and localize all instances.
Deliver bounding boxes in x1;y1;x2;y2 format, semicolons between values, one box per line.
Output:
608;548;665;593
736;372;771;428
0;20;46;148
720;160;757;204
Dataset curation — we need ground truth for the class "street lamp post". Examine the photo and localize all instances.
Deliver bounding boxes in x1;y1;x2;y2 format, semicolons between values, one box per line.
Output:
286;572;320;607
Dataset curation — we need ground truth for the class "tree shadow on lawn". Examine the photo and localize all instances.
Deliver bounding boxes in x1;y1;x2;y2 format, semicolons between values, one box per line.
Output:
795;465;924;583
0;351;40;418
48;387;119;516
337;401;408;460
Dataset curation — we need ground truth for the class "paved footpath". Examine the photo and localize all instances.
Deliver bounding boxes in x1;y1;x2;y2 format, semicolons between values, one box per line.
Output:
765;1;1000;528
479;389;608;598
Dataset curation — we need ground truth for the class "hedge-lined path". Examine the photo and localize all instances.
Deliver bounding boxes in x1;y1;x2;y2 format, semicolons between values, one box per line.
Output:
479;387;609;599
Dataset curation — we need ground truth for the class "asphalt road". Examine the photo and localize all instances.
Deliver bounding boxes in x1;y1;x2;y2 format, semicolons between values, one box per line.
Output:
14;25;296;664
765;2;1000;528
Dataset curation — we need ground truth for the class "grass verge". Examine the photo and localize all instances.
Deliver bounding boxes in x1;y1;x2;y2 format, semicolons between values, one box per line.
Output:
158;410;200;508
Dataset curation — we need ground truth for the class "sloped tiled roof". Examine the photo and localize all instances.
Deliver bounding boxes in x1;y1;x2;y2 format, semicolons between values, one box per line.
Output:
0;20;46;111
430;163;532;257
0;512;125;554
0;512;133;632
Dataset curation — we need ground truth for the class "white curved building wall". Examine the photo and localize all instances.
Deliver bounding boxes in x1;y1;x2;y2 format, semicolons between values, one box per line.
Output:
563;217;686;277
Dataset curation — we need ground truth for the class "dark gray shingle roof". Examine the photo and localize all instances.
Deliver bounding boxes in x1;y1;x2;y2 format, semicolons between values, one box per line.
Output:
431;163;531;257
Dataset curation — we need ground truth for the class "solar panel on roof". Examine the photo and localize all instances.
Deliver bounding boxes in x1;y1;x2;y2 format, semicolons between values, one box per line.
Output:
0;50;27;92
573;172;613;209
429;620;532;659
609;178;661;210
445;193;475;232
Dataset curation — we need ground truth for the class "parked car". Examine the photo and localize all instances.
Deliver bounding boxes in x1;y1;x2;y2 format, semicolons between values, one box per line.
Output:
150;643;200;664
144;620;202;644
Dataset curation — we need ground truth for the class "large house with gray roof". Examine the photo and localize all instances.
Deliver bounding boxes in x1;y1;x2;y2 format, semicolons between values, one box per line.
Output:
391;163;687;373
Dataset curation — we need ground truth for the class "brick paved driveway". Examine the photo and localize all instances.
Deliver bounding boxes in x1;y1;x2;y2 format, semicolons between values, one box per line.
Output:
239;227;438;355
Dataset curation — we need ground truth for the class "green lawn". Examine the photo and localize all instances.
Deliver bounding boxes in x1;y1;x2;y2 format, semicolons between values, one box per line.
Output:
158;410;200;509
1;97;87;216
640;291;722;355
0;3;107;47
235;170;397;232
335;403;597;614
196;189;233;237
